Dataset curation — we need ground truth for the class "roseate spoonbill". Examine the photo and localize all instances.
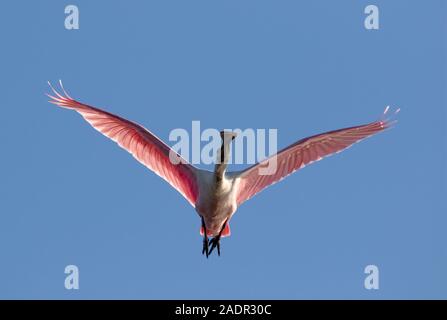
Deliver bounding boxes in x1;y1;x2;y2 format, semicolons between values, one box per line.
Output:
47;81;398;257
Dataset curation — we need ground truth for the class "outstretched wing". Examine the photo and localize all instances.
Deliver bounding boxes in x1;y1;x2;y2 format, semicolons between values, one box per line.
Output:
47;82;199;207
235;112;397;205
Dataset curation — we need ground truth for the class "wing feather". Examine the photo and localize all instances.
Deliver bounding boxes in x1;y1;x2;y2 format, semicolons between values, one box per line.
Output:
47;83;199;207
235;116;395;205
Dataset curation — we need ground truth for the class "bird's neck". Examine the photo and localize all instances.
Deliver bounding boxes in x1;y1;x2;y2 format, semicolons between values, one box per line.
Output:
214;138;231;182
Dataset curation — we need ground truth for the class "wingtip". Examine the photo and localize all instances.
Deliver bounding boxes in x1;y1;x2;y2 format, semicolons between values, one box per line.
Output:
58;79;73;99
46;80;75;106
380;105;401;129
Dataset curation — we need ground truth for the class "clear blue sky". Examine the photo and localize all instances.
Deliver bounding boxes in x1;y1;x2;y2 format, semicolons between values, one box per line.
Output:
0;0;445;299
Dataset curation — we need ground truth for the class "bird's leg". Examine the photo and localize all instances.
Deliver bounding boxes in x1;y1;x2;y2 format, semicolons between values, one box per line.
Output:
209;220;228;256
201;217;209;258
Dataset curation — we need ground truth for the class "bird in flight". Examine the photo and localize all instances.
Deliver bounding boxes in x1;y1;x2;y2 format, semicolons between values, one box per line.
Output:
47;81;398;258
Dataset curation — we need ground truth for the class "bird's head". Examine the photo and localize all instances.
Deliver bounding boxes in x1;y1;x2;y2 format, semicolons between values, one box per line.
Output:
219;131;237;144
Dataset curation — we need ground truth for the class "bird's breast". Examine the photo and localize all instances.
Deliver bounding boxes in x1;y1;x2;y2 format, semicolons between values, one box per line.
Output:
195;174;238;234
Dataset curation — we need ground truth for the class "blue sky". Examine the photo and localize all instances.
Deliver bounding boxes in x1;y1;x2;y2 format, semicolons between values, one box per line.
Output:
0;0;445;299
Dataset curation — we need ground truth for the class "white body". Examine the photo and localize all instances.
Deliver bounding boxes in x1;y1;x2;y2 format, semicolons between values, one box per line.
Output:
195;171;240;235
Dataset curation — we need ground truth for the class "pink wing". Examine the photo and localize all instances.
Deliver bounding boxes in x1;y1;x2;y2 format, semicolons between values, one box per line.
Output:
236;115;396;205
47;82;199;207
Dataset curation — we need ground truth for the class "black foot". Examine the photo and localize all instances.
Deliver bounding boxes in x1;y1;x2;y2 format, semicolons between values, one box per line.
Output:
202;235;209;258
201;217;209;258
201;219;228;258
208;237;221;256
208;219;229;257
